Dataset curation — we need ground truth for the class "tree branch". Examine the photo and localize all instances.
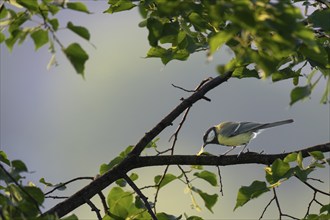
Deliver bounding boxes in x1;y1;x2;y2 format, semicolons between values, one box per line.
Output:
123;174;157;220
44;142;329;217
129;73;232;156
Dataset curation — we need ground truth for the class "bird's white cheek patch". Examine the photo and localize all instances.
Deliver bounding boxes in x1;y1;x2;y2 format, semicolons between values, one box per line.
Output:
206;130;215;142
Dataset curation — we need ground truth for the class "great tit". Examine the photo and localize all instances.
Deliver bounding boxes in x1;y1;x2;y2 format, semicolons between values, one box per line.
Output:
198;119;294;156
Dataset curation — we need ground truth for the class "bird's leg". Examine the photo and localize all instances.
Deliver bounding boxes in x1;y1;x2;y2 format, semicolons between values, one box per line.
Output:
222;146;236;156
237;144;248;157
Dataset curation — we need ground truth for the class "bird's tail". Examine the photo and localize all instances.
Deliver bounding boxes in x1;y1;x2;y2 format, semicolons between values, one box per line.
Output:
258;119;294;130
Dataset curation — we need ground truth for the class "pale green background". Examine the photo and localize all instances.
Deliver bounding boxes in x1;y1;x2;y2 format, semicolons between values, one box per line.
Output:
1;1;329;219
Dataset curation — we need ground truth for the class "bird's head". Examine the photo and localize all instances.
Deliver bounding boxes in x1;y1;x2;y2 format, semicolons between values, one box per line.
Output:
203;126;218;147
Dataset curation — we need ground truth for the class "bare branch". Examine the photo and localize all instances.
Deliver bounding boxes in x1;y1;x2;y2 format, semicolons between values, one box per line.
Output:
44;143;329;217
297;176;330;196
45;196;69;199
98;192;109;216
86;200;102;220
122;174;157;220
129;73;232;156
259;197;275;220
216;166;224;196
45;176;94;196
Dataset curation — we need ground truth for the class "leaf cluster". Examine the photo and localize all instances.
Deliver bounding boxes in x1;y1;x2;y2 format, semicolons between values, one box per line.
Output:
0;150;76;220
234;151;330;219
106;0;330;104
1;0;90;76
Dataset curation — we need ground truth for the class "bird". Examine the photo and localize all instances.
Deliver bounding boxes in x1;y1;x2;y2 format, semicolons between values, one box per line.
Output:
198;119;294;156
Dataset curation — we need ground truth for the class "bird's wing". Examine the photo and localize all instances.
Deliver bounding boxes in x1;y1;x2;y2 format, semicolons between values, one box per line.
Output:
218;122;241;137
221;122;264;137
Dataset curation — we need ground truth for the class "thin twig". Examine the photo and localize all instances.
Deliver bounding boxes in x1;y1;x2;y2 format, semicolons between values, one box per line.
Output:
171;84;195;93
273;188;299;220
154;78;209;211
86;200;102;220
153;165;170;213
306;177;324;183
38;7;65;50
216;166;224;196
155;148;172;156
305;191;317;218
259;197;275;219
123;174;157;220
45;196;69;199
0;163;42;213
273;188;282;219
45;176;94;196
296;176;330;196
98;192;109;216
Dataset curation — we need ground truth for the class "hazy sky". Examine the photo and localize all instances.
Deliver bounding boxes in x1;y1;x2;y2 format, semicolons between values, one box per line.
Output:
1;2;329;219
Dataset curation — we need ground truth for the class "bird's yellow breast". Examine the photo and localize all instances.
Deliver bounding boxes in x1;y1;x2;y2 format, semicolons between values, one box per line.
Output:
217;132;254;146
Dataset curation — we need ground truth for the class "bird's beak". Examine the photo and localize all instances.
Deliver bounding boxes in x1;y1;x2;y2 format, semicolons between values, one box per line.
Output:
197;143;207;156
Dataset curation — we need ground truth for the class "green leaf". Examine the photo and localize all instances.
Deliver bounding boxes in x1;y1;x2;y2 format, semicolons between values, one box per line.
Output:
209;30;236;54
232;67;260;79
129;173;138;181
194;170;217;186
5;29;22;52
0;32;5;44
115;178;127;187
147;18;164;47
0;151;10;166
300;45;328;67
67;22;90;41
308;151;325;160
63;43;89;75
156;212;180;220
107;187;133;218
47;4;60;15
39;177;54;187
66;2;90;14
104;0;136;14
271;159;291;181
191;187;218;213
49;18;59;31
297;151;303;169
134;195;145;209
147;46;167;58
100;157;122;174
290;85;311;105
16;0;38;11
145;138;159;149
186;216;203;220
188;12;208;31
283;153;298;163
119;145;133;157
99;146;133;175
294;166;313;182
272;67;301;82
0;6;8;19
30;29;49;50
320;204;330;214
266;159;292;185
24;186;44;205
234;181;270;210
309;9;330;31
12;160;27;173
154;174;177;189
